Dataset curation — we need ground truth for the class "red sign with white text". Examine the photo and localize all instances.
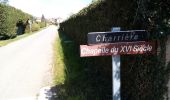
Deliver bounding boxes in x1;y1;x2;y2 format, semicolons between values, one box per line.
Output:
80;42;155;57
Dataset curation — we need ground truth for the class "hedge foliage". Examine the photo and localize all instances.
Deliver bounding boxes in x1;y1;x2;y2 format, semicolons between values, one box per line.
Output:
30;23;40;32
0;3;32;39
59;0;170;99
39;22;46;28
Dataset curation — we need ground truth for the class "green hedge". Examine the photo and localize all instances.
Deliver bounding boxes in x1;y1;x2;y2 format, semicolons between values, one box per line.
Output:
31;23;40;32
0;3;32;40
59;0;170;99
39;22;46;28
0;4;8;39
59;0;138;44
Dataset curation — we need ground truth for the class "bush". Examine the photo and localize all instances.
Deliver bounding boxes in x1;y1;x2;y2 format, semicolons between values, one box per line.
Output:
39;22;46;28
31;23;40;32
0;4;9;39
0;3;32;40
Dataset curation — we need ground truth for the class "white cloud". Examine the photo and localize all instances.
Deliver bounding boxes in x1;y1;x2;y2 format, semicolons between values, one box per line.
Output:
9;0;92;19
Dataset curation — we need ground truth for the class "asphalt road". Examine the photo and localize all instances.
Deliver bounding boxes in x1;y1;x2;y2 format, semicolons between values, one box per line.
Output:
0;25;57;100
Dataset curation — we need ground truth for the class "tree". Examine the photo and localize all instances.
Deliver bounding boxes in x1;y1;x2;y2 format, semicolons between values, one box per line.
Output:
41;14;46;22
40;14;46;27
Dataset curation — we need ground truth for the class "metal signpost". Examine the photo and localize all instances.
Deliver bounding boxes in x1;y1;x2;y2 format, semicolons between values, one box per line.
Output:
111;27;121;100
80;28;155;100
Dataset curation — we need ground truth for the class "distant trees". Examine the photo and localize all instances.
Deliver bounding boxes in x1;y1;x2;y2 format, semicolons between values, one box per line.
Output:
41;14;46;22
39;14;46;28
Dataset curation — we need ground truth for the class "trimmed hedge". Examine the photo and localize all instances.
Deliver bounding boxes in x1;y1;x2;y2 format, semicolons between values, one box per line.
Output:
39;22;46;28
59;0;170;99
0;4;8;39
0;3;32;39
31;23;40;32
59;0;138;44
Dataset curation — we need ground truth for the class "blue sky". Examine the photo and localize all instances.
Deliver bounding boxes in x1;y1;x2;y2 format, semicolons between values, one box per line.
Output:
9;0;92;19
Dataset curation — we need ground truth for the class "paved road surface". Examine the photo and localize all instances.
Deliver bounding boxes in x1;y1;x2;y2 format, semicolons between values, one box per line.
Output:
0;25;57;100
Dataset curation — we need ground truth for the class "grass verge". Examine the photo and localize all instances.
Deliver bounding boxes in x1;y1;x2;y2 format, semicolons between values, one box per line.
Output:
52;33;87;99
51;32;112;100
0;27;47;46
0;33;33;46
53;36;65;85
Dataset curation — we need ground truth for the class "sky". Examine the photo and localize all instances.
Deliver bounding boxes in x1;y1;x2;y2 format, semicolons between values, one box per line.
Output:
9;0;92;19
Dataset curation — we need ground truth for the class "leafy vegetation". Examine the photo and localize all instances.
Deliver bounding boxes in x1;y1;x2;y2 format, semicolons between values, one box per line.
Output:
58;0;170;99
31;23;40;32
0;3;48;45
0;3;32;40
0;31;34;46
39;22;46;28
0;25;47;46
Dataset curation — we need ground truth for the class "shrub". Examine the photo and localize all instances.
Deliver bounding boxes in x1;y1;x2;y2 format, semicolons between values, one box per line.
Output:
31;23;40;32
0;3;32;39
39;22;46;28
0;4;9;39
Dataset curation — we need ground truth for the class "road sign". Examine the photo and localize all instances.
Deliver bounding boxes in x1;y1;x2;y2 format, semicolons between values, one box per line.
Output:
80;41;155;57
81;28;156;100
87;30;149;44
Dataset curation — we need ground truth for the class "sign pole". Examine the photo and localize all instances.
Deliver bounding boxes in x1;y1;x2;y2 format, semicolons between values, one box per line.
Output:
112;55;120;100
112;27;121;100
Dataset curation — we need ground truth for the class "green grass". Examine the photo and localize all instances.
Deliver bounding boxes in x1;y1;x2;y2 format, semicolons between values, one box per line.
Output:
53;36;65;85
52;34;87;99
52;33;113;99
52;32;110;99
0;32;33;46
53;32;112;99
0;27;47;46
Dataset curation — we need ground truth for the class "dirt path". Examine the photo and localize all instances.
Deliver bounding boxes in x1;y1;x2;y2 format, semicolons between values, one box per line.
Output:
0;25;57;100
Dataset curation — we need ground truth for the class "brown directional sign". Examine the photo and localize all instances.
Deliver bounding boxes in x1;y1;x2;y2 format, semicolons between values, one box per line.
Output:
87;30;149;44
80;41;155;57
